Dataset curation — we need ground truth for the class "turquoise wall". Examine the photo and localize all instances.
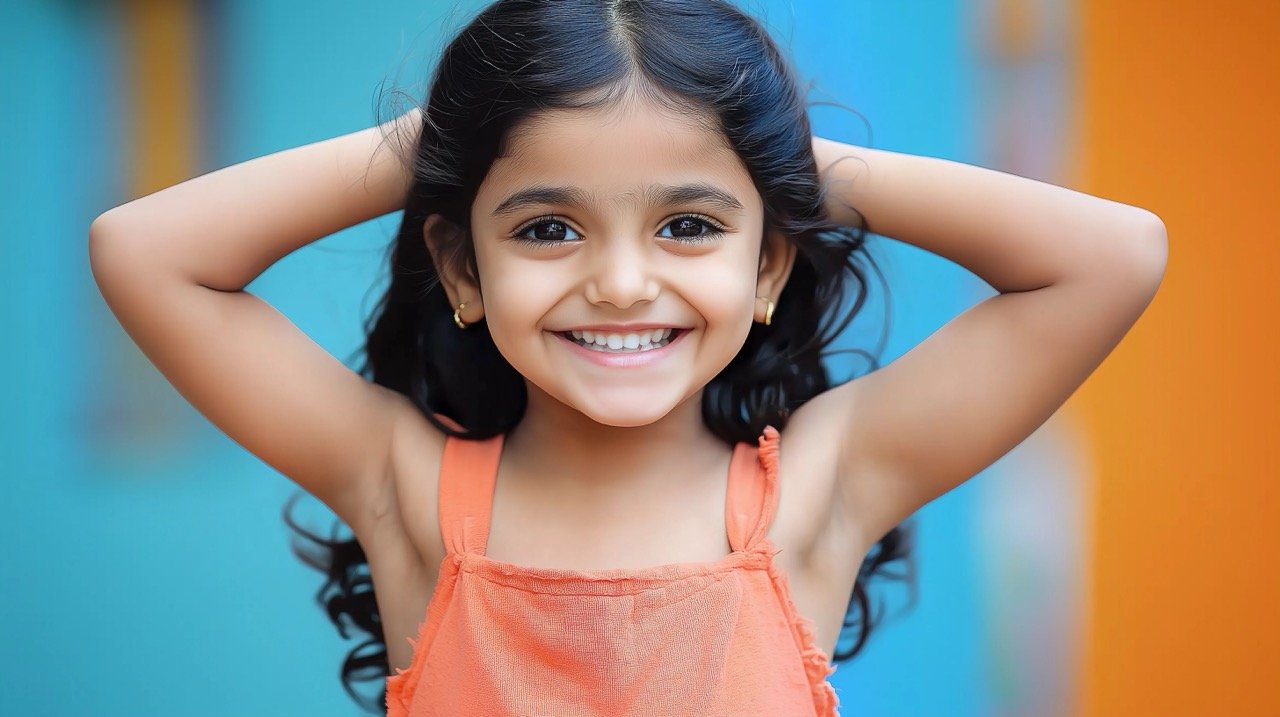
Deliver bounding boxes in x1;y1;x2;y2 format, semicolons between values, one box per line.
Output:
1;1;995;714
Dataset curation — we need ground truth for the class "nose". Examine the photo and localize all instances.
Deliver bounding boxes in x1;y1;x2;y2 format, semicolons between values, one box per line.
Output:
584;237;660;309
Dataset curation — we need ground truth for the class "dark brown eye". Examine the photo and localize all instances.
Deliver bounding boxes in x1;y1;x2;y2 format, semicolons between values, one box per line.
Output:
659;215;726;243
530;220;569;242
512;218;581;245
669;218;704;238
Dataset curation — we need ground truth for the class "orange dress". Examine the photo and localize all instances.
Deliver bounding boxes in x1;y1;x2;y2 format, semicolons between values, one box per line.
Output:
386;425;841;716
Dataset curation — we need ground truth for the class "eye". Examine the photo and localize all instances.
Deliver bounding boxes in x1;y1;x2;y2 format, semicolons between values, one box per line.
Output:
507;214;728;248
658;215;727;244
510;216;583;246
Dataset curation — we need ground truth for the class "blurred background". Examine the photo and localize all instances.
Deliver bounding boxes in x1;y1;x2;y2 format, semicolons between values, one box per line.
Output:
2;0;1275;715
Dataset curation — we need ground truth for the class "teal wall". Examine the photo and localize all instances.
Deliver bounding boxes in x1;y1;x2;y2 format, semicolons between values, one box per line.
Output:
2;1;997;714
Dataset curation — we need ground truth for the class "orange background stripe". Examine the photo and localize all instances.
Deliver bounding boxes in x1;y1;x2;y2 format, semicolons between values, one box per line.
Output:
123;0;198;197
1074;2;1279;714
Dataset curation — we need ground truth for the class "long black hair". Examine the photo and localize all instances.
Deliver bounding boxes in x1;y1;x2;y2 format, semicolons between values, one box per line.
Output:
284;0;916;711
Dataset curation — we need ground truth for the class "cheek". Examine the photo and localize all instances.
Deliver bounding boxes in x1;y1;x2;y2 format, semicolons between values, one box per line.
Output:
677;256;756;326
475;256;561;354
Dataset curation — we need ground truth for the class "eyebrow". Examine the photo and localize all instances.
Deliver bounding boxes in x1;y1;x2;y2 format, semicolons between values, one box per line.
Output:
490;182;746;217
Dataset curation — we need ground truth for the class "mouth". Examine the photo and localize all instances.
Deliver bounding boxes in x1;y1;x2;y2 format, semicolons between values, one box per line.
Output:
556;328;684;353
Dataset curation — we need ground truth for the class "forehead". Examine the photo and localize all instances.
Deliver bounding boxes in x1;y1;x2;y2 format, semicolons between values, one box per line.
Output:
476;97;757;209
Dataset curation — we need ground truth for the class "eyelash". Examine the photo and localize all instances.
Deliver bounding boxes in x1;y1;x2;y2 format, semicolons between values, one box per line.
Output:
508;214;728;247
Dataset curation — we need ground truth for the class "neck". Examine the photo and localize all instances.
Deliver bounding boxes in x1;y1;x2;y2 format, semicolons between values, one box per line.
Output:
504;380;729;495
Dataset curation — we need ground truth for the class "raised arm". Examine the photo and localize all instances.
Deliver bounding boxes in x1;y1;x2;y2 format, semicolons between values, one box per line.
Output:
791;137;1168;549
88;109;422;538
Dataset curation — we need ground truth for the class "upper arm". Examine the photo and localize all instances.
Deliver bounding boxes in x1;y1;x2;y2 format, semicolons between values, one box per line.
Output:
798;221;1167;547
89;217;403;538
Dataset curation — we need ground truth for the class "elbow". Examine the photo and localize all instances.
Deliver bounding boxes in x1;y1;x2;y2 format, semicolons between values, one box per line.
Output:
1118;210;1169;300
1136;210;1169;286
1134;209;1168;269
88;212;113;255
87;209;139;286
88;207;127;253
88;211;118;278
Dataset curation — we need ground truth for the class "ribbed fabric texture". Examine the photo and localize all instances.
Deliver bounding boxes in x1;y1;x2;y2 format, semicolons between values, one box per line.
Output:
386;425;840;716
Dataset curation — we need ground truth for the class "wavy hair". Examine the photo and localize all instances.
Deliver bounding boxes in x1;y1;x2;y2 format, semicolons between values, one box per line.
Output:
284;0;916;711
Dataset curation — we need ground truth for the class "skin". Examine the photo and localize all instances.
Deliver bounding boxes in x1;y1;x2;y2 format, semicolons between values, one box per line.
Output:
90;82;1165;674
425;87;796;501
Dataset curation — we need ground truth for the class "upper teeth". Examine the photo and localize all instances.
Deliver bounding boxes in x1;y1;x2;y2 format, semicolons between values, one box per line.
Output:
569;328;674;351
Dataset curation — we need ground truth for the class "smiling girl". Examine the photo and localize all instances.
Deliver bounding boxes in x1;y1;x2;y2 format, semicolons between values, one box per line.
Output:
88;1;1166;715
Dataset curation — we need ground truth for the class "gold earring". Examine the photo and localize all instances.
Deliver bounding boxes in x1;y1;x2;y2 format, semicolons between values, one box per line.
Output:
756;295;775;326
454;301;469;329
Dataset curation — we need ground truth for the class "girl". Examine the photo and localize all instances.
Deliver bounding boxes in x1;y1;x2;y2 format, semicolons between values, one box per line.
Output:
88;0;1167;715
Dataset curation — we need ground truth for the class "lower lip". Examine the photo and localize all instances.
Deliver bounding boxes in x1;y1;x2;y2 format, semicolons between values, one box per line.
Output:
551;330;688;368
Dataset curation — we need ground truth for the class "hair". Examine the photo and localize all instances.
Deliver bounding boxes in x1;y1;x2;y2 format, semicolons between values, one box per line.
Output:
283;0;917;711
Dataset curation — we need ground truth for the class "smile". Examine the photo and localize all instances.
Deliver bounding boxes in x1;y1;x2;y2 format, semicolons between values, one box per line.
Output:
549;328;688;368
560;328;678;352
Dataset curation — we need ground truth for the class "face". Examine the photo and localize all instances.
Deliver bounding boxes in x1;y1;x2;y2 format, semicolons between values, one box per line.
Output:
431;93;794;428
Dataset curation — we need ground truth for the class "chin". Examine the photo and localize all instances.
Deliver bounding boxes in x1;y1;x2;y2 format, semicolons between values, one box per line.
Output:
567;393;678;428
577;405;669;429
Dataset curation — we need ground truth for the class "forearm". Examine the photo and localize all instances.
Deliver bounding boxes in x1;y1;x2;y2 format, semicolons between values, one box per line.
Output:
90;109;422;291
812;136;1166;293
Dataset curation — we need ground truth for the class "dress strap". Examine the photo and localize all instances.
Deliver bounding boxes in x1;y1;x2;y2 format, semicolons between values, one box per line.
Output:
724;425;782;553
436;424;505;557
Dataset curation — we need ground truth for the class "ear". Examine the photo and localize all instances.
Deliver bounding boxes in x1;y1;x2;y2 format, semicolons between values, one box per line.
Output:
423;213;484;324
755;226;797;322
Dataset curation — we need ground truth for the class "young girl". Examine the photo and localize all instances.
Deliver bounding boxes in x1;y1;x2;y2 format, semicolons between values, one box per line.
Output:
88;0;1167;715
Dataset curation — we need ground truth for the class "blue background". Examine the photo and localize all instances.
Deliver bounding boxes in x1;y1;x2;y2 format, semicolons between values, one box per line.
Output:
2;1;1019;714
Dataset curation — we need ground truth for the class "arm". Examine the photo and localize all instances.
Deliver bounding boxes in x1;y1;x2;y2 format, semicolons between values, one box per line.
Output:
792;137;1167;548
94;110;420;290
89;109;422;537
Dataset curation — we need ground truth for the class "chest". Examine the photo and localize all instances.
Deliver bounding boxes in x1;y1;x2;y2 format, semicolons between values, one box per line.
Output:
372;430;868;672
